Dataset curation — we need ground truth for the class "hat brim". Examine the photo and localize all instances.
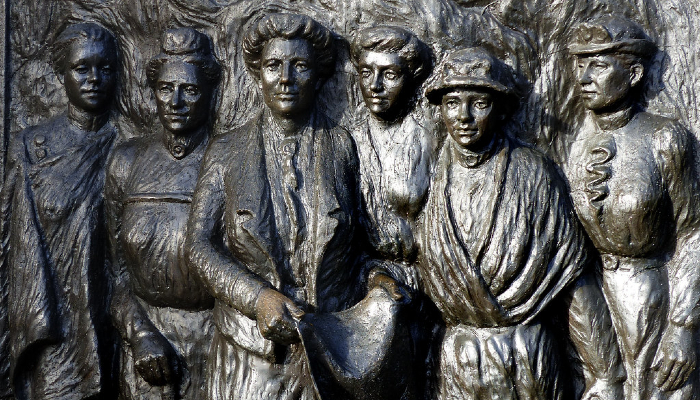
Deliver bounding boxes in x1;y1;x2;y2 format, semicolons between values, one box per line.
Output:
568;39;655;56
297;287;415;400
426;76;513;105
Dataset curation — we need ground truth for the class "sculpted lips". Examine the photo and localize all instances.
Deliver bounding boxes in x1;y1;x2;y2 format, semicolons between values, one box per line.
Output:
454;126;478;136
580;87;598;97
81;88;105;97
276;92;299;100
165;113;189;122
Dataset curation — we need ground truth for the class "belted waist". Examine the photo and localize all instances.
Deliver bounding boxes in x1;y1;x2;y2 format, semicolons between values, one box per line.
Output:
600;254;664;271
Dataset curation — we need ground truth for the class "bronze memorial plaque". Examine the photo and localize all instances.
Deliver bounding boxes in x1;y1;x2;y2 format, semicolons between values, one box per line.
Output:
1;1;700;400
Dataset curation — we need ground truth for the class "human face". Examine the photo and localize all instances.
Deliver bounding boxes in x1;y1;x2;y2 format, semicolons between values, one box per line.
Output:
576;54;636;113
358;51;409;121
260;38;318;120
441;88;497;151
62;39;117;114
154;60;212;135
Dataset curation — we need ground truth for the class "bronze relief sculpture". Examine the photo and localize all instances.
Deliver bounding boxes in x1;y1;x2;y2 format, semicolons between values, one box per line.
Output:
565;16;700;400
2;1;700;399
418;47;623;400
106;28;220;400
349;25;435;273
0;23;119;400
185;13;402;400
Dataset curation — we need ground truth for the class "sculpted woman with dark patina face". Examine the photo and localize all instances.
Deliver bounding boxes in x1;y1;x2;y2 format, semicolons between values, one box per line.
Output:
105;27;220;400
418;47;626;400
348;26;435;272
185;13;405;400
566;16;700;400
0;23;120;400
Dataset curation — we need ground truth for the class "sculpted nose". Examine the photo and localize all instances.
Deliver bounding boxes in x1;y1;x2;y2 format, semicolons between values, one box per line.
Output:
579;65;593;85
280;62;292;85
458;102;472;122
87;67;100;83
369;73;383;92
170;87;183;107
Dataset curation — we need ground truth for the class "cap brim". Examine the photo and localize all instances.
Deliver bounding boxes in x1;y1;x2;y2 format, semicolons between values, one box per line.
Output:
568;39;655;56
426;76;512;104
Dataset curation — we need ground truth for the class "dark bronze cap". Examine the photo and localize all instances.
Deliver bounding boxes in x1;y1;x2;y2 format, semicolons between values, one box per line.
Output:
425;47;514;105
568;16;656;57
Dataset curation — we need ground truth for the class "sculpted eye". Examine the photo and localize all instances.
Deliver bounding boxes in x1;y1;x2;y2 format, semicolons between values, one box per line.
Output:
474;99;491;110
74;65;89;74
384;70;401;81
360;69;371;78
158;84;173;94
295;61;309;72
264;61;280;72
444;99;459;109
184;85;200;96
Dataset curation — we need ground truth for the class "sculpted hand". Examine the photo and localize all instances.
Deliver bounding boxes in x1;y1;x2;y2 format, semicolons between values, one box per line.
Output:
581;378;624;400
132;331;182;386
369;272;409;301
653;324;697;392
255;288;305;345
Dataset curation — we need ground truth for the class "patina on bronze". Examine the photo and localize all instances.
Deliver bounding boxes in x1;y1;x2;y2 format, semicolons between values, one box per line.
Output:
185;13;406;400
565;15;700;400
3;1;700;400
419;47;624;400
106;27;221;400
0;23;120;400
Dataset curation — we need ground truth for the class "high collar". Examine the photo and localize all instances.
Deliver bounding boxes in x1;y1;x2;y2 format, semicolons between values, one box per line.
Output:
68;104;110;132
450;135;501;169
263;107;316;138
161;127;206;160
590;106;636;131
263;107;313;140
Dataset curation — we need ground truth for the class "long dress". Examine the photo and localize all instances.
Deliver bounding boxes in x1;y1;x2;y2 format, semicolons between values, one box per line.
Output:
0;114;117;400
566;108;700;400
106;133;214;400
418;135;590;400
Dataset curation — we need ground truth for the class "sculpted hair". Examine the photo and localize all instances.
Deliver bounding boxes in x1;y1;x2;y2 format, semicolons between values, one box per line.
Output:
242;13;335;81
147;28;222;89
51;23;118;76
350;26;432;83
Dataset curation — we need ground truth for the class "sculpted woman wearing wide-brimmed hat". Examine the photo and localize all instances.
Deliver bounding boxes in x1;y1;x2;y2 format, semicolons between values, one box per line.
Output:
418;47;624;400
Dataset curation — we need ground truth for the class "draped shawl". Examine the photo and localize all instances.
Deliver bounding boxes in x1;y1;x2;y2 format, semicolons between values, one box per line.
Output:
0;115;116;399
419;137;588;327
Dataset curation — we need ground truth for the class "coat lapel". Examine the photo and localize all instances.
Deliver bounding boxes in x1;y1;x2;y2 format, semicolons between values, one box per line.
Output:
228;115;284;283
305;122;343;307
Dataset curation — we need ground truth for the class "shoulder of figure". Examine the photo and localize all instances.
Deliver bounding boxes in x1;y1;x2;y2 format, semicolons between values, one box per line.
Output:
508;139;564;189
106;136;145;182
632;112;695;155
330;122;360;164
211;114;260;150
10;115;66;165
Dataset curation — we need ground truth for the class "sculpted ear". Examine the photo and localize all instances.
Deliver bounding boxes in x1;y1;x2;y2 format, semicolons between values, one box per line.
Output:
630;63;644;88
